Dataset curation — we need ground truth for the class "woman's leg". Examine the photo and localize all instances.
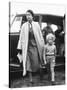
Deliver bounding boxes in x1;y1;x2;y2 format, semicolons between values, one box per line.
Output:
47;63;51;81
28;72;33;82
39;67;43;80
46;57;51;81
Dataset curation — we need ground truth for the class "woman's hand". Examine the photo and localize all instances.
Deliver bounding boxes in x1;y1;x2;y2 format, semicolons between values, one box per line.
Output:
17;53;23;63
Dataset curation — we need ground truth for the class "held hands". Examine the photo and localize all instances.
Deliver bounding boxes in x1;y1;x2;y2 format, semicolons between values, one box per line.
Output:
41;59;47;69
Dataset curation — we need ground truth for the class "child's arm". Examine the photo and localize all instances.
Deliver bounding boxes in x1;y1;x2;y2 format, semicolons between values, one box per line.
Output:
53;45;56;63
54;45;56;57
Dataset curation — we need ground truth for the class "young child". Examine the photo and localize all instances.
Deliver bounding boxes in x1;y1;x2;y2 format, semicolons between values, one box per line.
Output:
43;33;56;85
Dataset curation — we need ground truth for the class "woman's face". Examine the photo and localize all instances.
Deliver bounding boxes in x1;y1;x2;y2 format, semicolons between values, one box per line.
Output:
26;12;33;22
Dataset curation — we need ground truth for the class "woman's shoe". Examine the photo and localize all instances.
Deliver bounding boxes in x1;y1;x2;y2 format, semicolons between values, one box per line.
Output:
29;72;33;83
51;81;56;85
30;78;33;83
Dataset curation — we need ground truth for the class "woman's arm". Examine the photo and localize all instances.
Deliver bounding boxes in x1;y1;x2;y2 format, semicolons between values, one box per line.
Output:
17;24;25;63
37;23;45;46
43;46;47;64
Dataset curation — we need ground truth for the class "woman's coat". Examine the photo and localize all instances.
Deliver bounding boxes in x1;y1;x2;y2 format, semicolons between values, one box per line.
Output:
17;21;45;69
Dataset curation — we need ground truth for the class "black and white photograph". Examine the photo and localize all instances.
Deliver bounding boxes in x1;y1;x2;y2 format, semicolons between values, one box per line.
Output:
9;2;65;88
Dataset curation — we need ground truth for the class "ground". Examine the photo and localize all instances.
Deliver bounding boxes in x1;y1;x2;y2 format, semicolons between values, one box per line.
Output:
10;65;65;88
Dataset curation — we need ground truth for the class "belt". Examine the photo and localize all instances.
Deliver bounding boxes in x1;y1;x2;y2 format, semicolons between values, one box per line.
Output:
46;54;55;56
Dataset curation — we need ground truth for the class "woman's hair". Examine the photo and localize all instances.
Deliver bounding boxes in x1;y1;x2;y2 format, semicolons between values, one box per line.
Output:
26;9;34;17
46;33;55;42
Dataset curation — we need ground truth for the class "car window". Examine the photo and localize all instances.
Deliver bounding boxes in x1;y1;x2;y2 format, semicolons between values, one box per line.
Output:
10;16;22;33
42;22;58;32
41;22;47;30
10;15;58;33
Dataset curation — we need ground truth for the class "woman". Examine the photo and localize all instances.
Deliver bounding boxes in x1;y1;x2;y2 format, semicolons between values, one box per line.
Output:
17;10;45;82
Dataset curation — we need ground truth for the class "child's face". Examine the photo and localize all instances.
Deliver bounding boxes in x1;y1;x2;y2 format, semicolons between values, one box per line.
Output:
48;38;53;45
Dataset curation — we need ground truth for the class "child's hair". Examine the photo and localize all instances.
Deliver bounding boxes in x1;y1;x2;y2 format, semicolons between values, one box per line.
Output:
46;33;55;42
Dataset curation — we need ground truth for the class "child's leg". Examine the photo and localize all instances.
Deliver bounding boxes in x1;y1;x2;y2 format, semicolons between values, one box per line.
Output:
50;56;55;82
51;67;55;82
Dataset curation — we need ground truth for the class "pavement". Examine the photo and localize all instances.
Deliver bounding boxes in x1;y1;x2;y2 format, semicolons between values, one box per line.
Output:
10;66;65;88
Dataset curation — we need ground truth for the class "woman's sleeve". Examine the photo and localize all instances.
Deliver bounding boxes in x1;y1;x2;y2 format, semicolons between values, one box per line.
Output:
43;46;47;64
38;24;45;45
17;25;25;50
